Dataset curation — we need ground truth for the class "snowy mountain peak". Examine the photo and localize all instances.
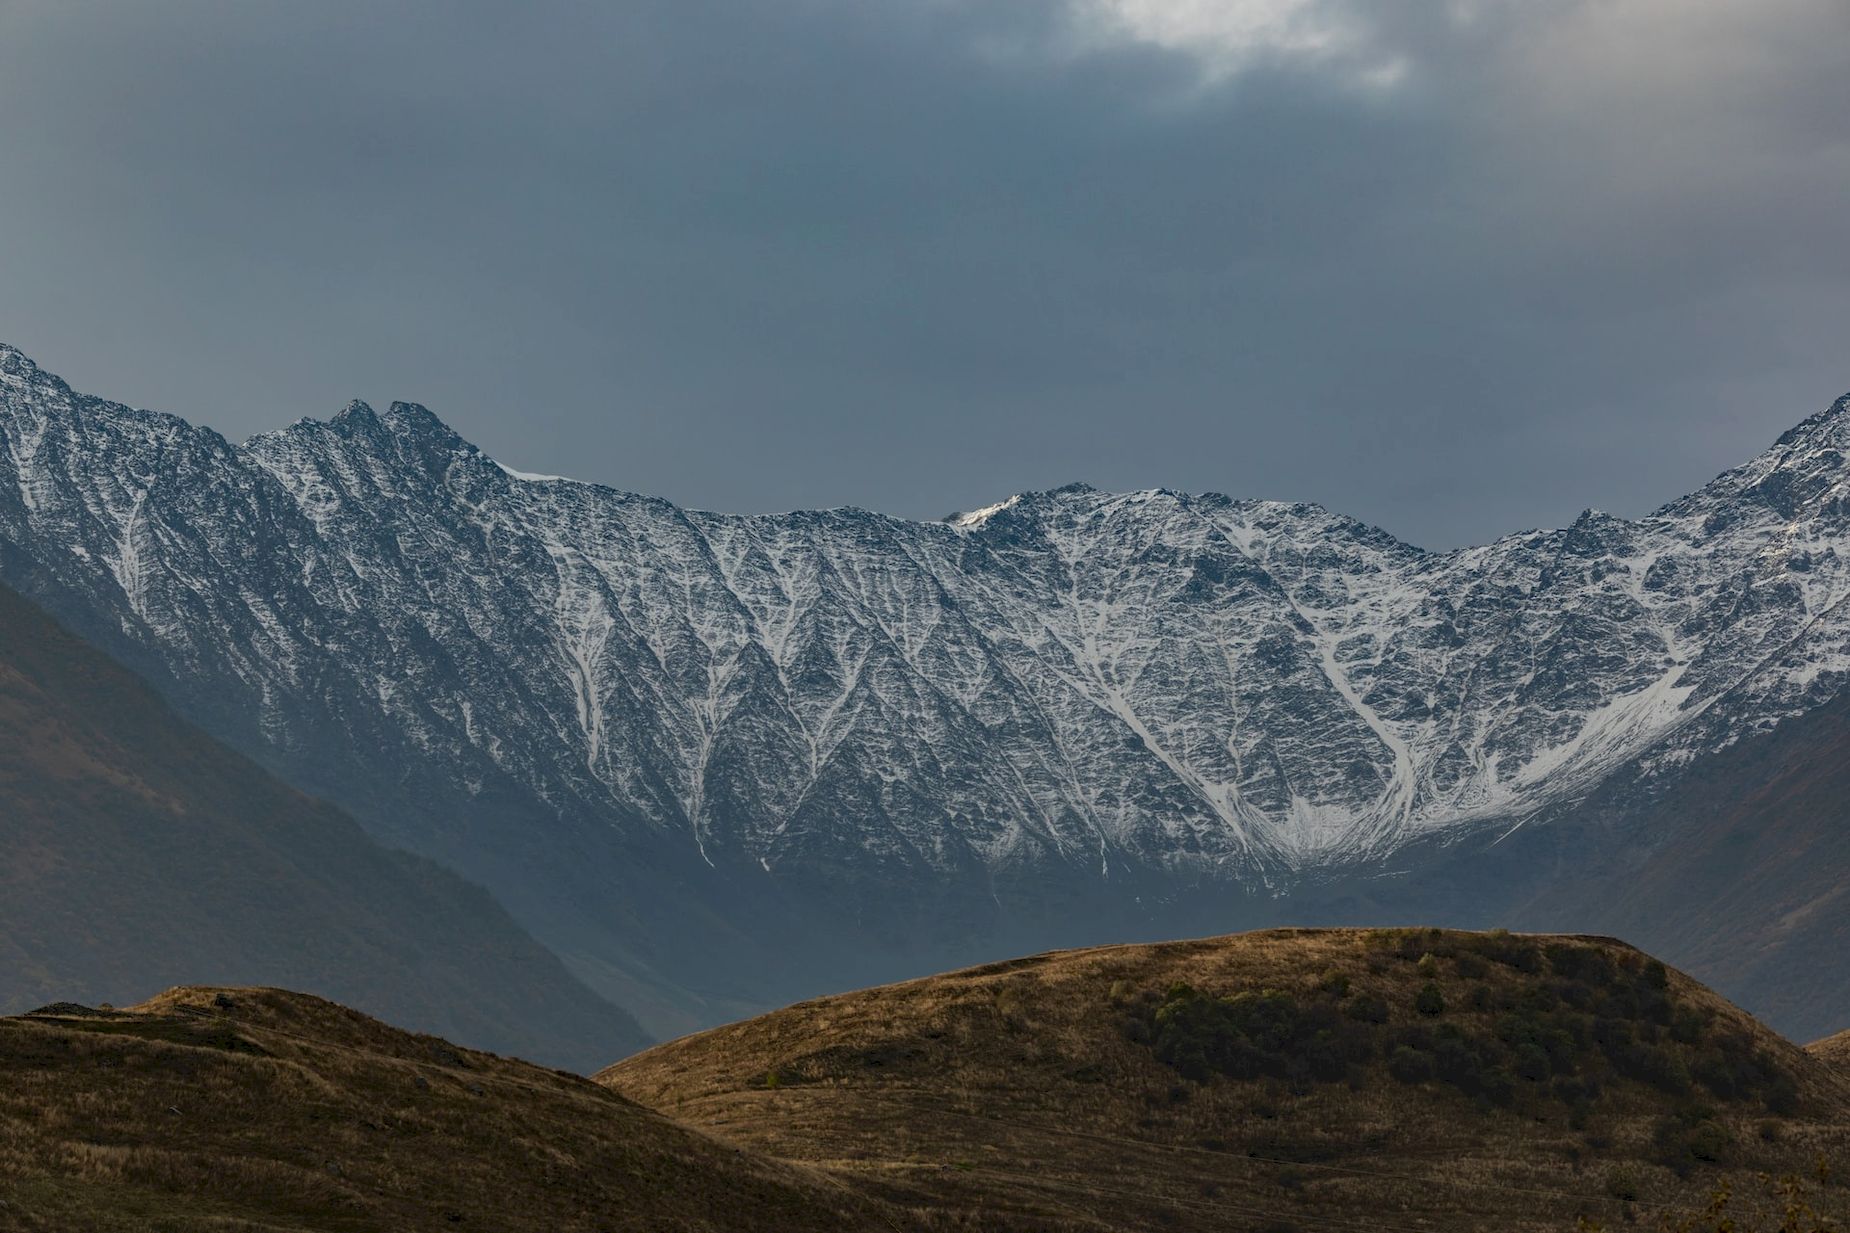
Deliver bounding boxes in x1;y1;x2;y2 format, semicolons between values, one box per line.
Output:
6;346;1850;946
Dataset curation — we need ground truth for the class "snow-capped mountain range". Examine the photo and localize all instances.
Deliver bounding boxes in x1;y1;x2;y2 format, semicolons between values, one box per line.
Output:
4;341;1848;1027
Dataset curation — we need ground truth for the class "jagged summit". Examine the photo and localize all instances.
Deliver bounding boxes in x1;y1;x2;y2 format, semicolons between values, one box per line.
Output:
277;397;456;441
1647;392;1850;525
1774;389;1850;448
0;341;52;384
384;400;452;431
7;340;1844;540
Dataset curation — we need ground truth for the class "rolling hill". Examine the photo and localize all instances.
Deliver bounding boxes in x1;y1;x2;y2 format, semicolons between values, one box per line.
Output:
7;930;1847;1231
0;987;901;1232
603;929;1850;1232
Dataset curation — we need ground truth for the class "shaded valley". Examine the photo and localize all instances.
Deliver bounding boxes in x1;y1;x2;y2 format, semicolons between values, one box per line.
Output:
0;580;644;1071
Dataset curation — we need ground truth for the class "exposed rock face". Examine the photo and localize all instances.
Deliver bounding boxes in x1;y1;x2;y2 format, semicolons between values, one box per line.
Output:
4;341;1848;1028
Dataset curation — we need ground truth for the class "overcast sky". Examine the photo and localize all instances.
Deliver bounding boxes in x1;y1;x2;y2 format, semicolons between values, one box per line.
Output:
1;1;1846;548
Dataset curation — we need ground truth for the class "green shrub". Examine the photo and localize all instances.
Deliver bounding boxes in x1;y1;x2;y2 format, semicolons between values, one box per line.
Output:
1593;1016;1633;1051
1150;986;1372;1087
1474;930;1544;973
1387;1045;1433;1084
1686;1120;1730;1163
1642;958;1670;990
1653;1114;1730;1168
1432;1033;1484;1091
1133;936;1798;1126
1518;983;1560;1014
1480;1066;1517;1107
1344;995;1390;1025
1546;943;1617;986
1513;1042;1550;1082
1670;1007;1708;1044
1494;1011;1541;1048
1556;979;1595;1010
1612;1041;1690;1095
1691;1051;1740;1100
1651;1109;1733;1171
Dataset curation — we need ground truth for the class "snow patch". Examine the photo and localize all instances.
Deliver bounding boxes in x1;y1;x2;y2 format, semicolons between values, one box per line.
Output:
949;495;1021;529
496;460;574;484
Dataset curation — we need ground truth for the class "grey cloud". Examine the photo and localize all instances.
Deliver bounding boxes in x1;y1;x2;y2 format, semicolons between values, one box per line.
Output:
0;0;1844;548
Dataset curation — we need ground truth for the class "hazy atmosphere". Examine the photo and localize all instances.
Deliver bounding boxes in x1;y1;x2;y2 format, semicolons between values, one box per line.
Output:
1;0;1846;548
9;6;1850;1228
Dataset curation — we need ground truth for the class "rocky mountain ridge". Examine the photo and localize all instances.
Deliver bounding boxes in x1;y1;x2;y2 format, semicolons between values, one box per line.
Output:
4;342;1848;1028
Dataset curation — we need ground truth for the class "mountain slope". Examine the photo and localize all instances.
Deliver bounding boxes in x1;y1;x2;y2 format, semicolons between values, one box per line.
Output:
0;988;900;1233
1514;688;1850;1043
0;578;645;1071
6;341;1850;1031
604;929;1850;1232
1277;687;1850;1043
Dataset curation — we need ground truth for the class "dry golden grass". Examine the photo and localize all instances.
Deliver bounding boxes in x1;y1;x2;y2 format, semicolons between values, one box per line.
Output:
0;986;905;1232
602;928;1850;1233
8;930;1847;1232
1810;1030;1850;1079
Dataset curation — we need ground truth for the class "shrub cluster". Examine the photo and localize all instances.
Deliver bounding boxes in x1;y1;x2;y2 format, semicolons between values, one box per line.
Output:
1134;933;1800;1125
1152;985;1373;1086
1652;1107;1734;1174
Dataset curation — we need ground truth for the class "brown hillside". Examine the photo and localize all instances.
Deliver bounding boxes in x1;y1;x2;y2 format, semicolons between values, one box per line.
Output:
0;579;645;1070
603;928;1850;1233
1810;1029;1850;1078
0;986;903;1233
